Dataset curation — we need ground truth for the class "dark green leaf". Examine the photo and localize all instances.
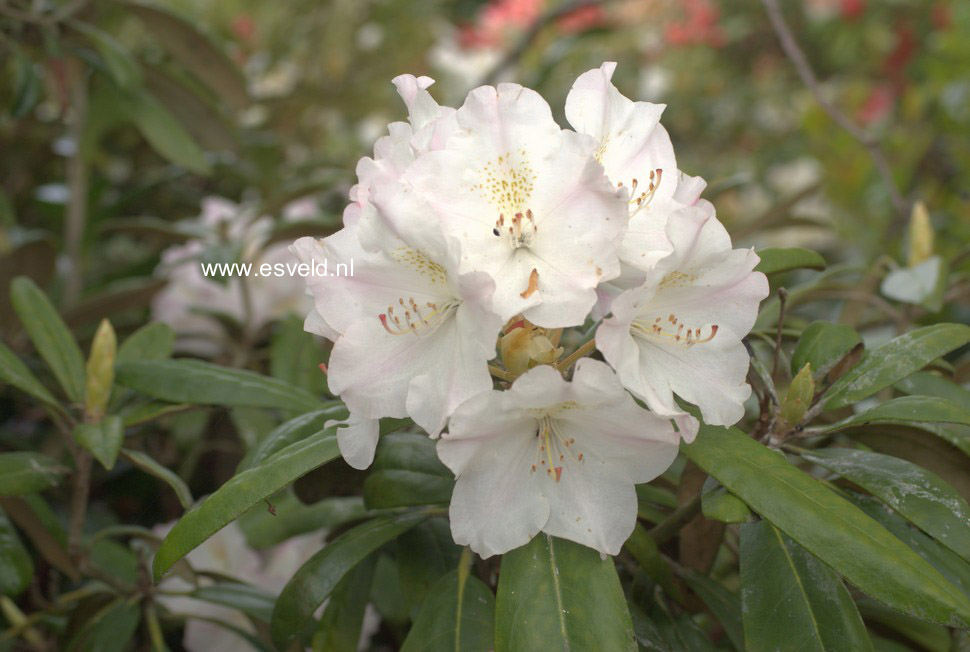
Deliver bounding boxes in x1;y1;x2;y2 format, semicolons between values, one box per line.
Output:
69;21;141;87
68;597;140;652
152;426;342;581
683;425;970;627
740;521;872;652
121;90;211;174
495;534;637;652
193;583;277;622
271;511;429;648
679;569;744;651
701;478;751;524
801;447;970;563
364;433;454;509
116;322;174;364
0;508;33;596
144;66;237;152
822;396;970;434
824;324;970;409
123;2;248;109
895;371;970;405
401;567;496;652
10;48;40;118
239;492;363;549
0;339;59;407
239;405;347;471
10;277;86;403
315;557;376;652
397;518;463;617
790;320;862;380
120;448;193;509
754;247;826;275
0;452;69;495
856;599;950;652
116;359;324;413
74;415;124;470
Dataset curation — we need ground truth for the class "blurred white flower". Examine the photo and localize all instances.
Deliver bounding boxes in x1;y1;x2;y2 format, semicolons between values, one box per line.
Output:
437;359;679;558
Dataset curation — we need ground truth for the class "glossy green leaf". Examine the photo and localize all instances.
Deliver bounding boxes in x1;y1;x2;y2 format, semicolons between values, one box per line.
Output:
801;447;970;563
790;320;862;379
239;492;363;549
824;323;970;409
740;521;872;652
116;322;174;364
401;568;496;652
116;359;324;413
315;557;377;652
397;518;463;617
857;599;950;652
152;426;342;581
679;569;744;651
624;523;679;600
271;511;429;648
683;425;970;627
822;396;970;434
495;534;637;652
0;509;32;596
120;448;193;509
239;404;346;471
363;432;454;509
0;339;59;407
895;371;970;404
10;277;86;403
74;415;124;470
193;583;276;622
701;478;751;524
69;597;141;652
0;452;69;496
754;247;826;275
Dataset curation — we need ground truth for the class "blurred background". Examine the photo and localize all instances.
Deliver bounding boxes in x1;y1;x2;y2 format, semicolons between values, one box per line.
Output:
1;0;969;647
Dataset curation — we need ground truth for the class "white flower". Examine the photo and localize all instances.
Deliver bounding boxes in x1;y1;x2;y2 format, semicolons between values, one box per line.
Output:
399;82;628;328
436;359;679;558
291;206;502;465
596;205;769;437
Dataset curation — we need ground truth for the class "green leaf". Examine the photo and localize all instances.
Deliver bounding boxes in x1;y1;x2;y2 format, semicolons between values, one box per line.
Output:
0;453;69;495
683;425;970;627
0;508;33;596
192;583;277;623
397;518;463;617
401;568;496;652
857;599;950;652
315;557;376;652
10;47;40;118
120;448;193;509
271;511;429;649
824;323;970;409
116;359;324;413
740;521;873;652
116;322;174;364
495;534;637;652
239;405;347;471
10;277;86;403
800;447;970;563
120;90;211;175
74;415;124;470
0;339;59;407
678;569;744;651
624;524;680;600
821;396;970;433
152;426;342;581
239;492;363;549
68;597;140;652
754;247;826;275
895;371;970;405
363;433;454;509
123;2;248;110
69;21;142;87
701;478;751;524
790;320;862;379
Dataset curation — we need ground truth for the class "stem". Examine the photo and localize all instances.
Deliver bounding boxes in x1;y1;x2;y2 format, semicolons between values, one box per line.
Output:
488;364;515;382
647;493;703;546
761;0;907;219
555;337;597;372
63;66;89;308
67;451;91;560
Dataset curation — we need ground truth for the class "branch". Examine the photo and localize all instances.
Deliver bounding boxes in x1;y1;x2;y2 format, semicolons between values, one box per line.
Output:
761;0;907;218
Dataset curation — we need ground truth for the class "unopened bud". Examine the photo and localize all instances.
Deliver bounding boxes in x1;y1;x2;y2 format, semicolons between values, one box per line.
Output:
779;363;814;427
499;320;564;376
84;319;116;422
907;201;934;267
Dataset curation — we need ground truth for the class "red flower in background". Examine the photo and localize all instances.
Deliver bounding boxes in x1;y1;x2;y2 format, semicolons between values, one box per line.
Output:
664;0;726;48
458;0;604;50
840;0;866;20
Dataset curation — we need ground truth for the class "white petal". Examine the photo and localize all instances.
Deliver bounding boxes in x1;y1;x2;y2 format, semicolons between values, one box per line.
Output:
328;413;380;470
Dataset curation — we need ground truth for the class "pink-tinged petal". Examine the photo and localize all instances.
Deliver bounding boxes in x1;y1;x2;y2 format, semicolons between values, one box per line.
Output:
671;170;708;205
438;393;548;558
392;74;438;131
327;413;380;470
303;306;338;341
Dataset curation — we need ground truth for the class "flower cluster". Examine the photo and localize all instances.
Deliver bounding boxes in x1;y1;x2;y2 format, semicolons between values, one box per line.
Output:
292;63;768;558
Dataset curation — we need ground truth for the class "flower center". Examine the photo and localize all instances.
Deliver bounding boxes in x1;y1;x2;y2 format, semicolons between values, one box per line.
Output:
631;312;718;348
379;297;460;336
529;410;584;483
492;210;537;249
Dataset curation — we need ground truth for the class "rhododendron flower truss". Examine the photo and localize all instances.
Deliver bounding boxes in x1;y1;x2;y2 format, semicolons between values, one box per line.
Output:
291;215;502;468
597;205;769;438
437;360;680;558
400;83;628;328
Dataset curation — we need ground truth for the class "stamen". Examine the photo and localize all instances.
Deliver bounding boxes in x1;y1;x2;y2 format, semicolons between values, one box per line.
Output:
379;298;460;337
631;313;718;348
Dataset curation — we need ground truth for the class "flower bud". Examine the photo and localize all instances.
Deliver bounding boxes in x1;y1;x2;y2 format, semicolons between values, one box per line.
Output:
779;363;814;427
84;318;116;422
499;320;564;376
907;201;934;267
